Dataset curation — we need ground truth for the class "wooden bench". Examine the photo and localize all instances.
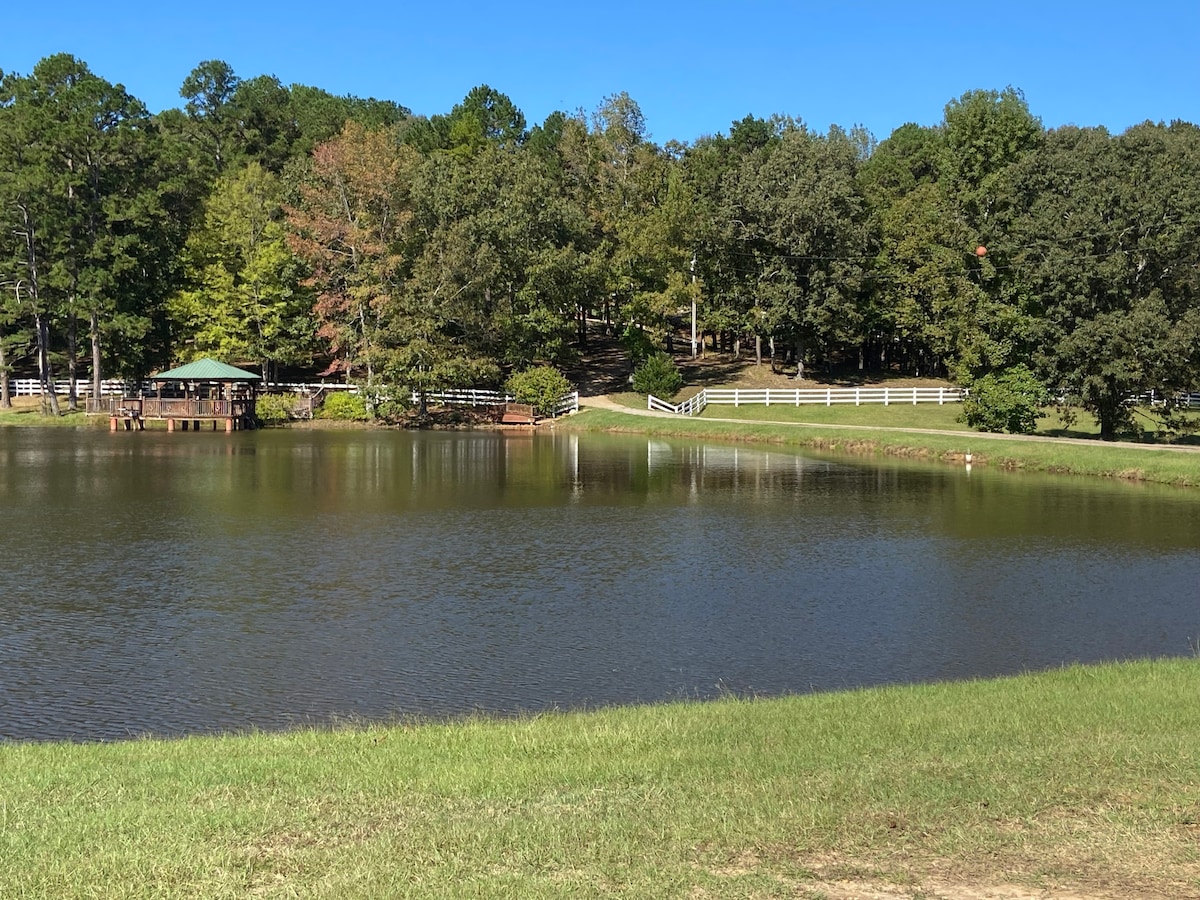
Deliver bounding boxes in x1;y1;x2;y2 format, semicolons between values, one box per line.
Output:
499;402;536;425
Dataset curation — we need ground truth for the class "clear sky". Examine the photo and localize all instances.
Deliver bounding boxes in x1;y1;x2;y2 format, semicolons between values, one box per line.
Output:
5;1;1198;145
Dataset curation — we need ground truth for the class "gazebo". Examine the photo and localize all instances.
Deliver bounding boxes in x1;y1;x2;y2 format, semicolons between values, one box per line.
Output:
100;358;261;432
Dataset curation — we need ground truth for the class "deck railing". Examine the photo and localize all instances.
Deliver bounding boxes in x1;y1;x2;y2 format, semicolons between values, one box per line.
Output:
87;397;255;419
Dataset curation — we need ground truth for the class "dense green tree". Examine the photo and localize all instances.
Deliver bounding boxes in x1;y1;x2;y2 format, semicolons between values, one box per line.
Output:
719;122;870;372
0;54;182;410
228;75;298;173
169;162;314;381
179;59;240;175
940;87;1043;227
397;142;585;376
405;85;525;158
1001;123;1200;438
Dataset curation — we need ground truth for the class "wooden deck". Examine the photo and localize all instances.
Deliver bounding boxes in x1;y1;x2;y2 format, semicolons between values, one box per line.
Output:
498;402;536;425
88;397;257;431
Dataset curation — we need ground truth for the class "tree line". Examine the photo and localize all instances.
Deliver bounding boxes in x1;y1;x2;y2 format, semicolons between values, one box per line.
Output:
1;54;1197;436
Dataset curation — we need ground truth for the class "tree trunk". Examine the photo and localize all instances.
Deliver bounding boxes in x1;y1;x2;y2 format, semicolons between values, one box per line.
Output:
34;311;60;416
793;338;805;381
769;336;777;373
0;327;10;409
67;308;79;411
754;334;762;366
90;309;102;404
19;203;59;416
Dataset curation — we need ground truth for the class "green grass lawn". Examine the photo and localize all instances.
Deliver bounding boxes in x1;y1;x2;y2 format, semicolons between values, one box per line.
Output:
2;659;1196;898
0;397;103;427
607;388;1200;444
688;397;1200;443
697;399;973;431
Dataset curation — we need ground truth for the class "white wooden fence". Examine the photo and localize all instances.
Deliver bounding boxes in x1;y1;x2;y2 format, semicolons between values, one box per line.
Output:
648;386;965;416
551;391;580;416
5;379;580;417
1135;391;1200;410
8;378;131;398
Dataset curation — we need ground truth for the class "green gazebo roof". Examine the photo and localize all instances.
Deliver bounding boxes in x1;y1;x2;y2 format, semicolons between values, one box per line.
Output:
151;358;262;381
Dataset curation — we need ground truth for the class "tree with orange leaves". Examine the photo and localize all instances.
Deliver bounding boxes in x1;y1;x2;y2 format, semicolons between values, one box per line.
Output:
286;121;419;386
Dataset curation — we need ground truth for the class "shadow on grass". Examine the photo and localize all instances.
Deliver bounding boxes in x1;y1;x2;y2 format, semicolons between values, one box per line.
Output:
1037;426;1200;446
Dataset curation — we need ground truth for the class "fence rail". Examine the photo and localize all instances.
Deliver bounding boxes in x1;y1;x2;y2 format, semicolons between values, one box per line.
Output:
412;388;511;406
648;386;965;416
9;378;133;398
552;391;580;416
1134;391;1200;410
6;380;580;416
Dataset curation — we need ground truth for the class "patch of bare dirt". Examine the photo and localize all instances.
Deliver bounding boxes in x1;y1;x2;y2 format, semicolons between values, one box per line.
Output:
693;850;1198;900
797;878;1116;899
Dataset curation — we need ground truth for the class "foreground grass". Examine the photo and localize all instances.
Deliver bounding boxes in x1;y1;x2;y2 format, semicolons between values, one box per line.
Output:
566;407;1200;487
2;659;1197;898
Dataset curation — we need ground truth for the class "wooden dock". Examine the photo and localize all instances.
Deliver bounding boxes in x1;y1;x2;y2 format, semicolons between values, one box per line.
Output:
88;397;257;432
498;402;536;425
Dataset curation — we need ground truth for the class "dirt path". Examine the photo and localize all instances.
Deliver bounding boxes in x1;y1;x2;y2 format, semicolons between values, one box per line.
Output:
578;395;1200;454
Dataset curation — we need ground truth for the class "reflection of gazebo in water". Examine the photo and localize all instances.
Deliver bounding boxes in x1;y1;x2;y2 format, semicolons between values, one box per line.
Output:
98;358;260;432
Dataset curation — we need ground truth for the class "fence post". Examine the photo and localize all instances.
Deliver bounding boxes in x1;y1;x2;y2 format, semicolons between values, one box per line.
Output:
913;388;918;405
826;388;831;407
734;389;739;408
855;387;860;406
765;390;770;407
939;387;944;405
884;388;889;406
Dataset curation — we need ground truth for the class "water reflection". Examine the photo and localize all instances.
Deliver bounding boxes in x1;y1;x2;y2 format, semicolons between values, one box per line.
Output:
0;427;1197;741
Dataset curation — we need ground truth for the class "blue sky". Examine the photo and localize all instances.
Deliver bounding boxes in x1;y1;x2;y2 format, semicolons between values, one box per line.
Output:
5;1;1198;145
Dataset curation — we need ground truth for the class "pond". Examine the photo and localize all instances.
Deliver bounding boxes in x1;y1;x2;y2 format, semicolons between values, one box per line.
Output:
0;427;1196;741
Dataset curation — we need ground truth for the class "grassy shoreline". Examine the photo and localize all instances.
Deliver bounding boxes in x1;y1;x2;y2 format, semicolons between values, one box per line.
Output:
2;659;1197;897
558;407;1200;488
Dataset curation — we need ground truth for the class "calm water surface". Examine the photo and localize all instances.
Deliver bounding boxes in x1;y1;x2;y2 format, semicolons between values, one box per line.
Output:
0;427;1197;741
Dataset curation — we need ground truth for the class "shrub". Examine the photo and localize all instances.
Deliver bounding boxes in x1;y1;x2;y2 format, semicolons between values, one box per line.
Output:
632;352;683;398
359;383;410;422
620;325;658;366
959;365;1050;434
505;366;573;417
316;391;369;421
255;392;299;425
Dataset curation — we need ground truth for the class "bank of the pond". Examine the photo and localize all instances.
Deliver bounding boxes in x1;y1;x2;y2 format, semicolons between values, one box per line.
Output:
2;659;1196;898
556;407;1200;488
0;406;101;428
